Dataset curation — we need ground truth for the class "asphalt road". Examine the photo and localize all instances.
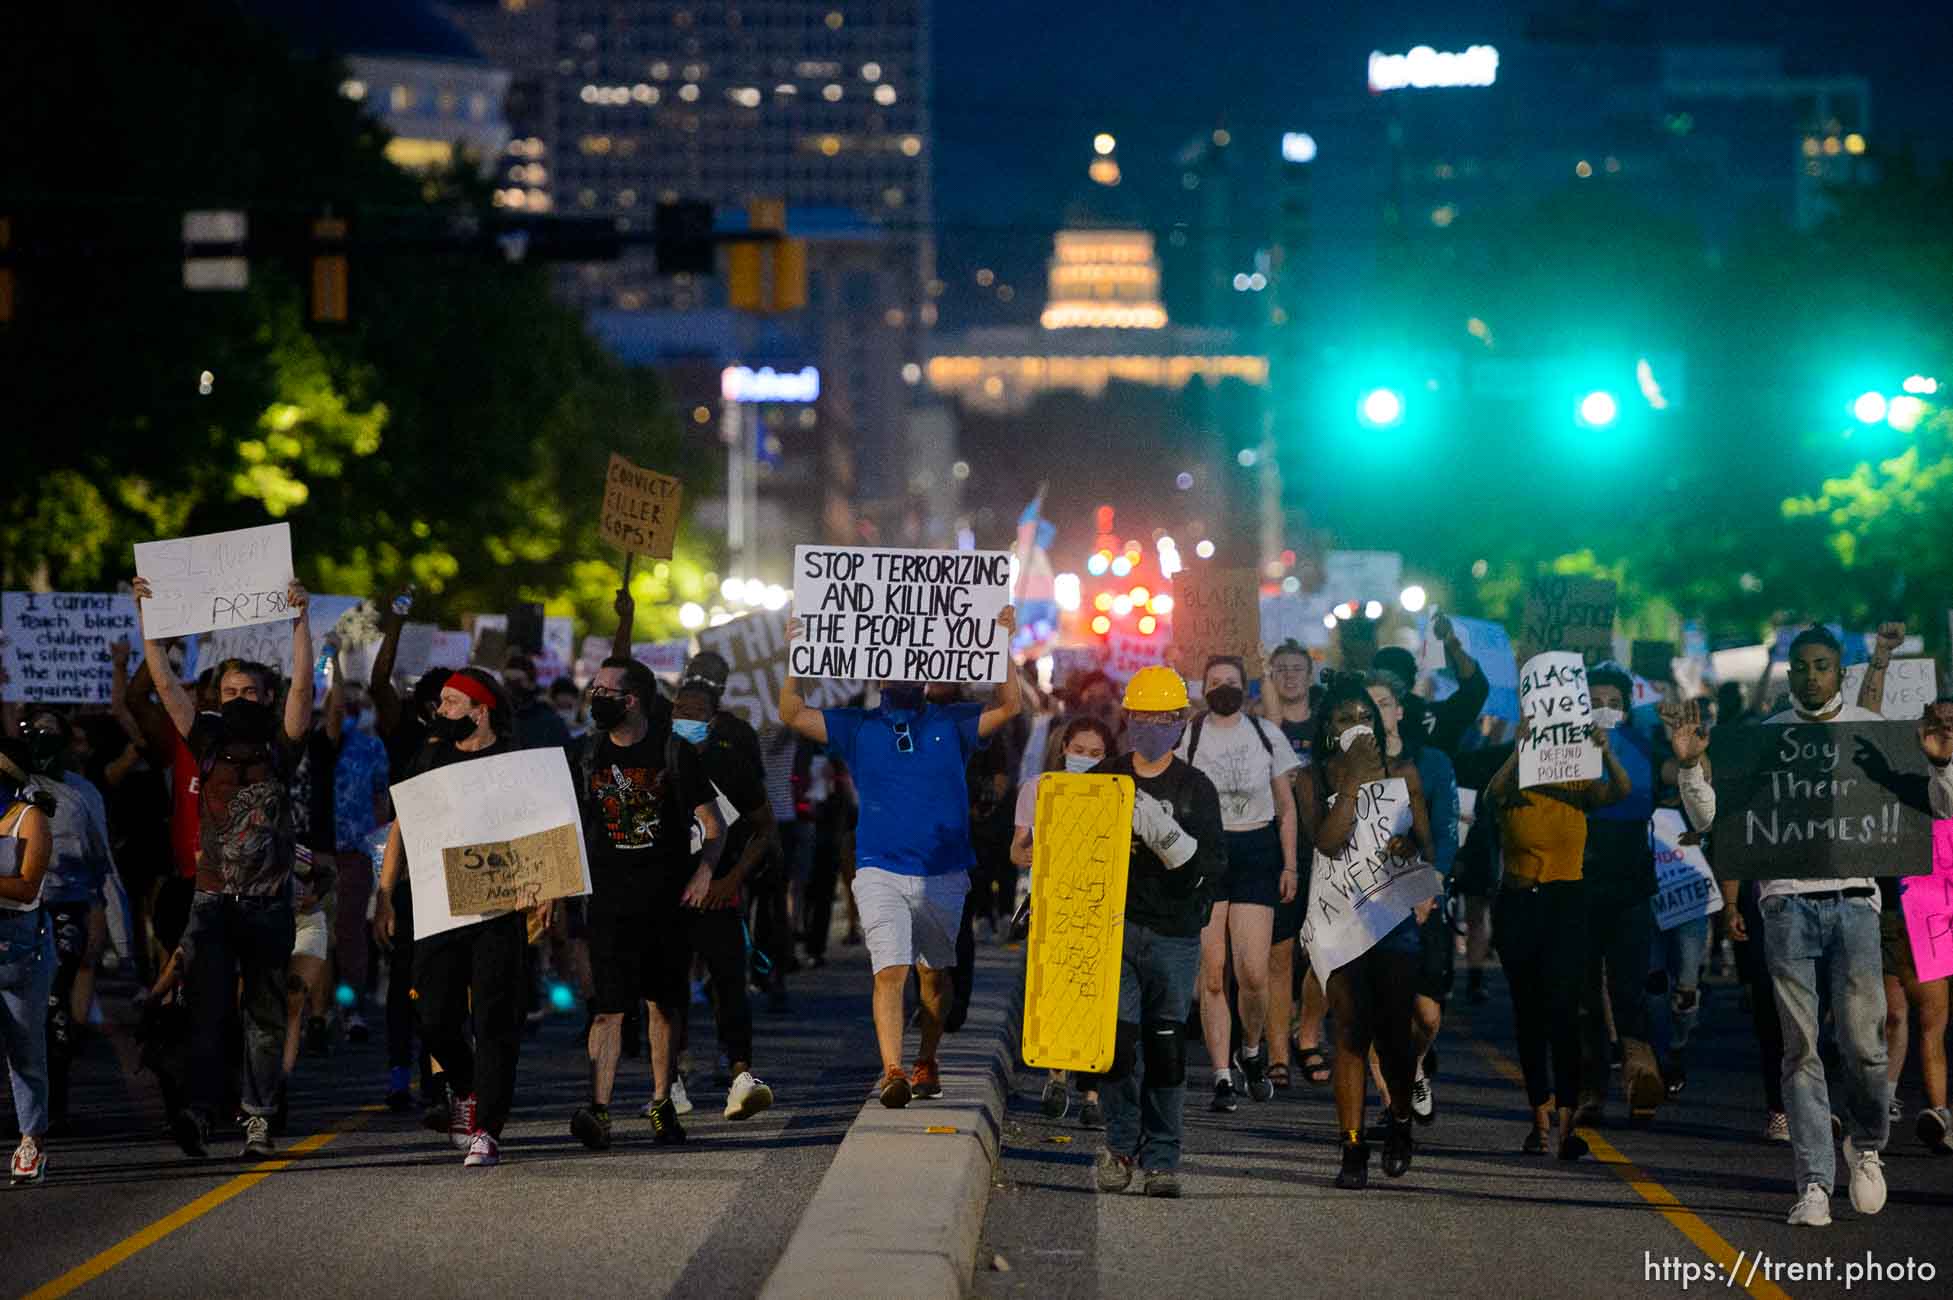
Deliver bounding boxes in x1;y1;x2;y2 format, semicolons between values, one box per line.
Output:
5;943;894;1300
975;961;1953;1300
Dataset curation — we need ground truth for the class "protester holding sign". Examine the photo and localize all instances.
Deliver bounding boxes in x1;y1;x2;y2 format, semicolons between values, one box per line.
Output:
374;669;546;1168
131;572;312;1162
1482;700;1627;1162
1177;655;1299;1114
778;606;1018;1108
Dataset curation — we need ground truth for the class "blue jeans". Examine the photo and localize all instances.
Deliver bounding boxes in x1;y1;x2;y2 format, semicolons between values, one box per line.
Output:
0;909;56;1137
1102;923;1201;1172
1655;915;1711;1055
1761;892;1889;1193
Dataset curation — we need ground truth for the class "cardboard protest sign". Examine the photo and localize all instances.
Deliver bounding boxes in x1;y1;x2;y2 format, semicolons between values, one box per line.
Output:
1020;773;1135;1073
790;544;1013;684
1302;778;1441;983
1169;566;1263;680
1843;658;1938;721
134;523;296;640
1518;652;1600;788
389;748;592;938
1651;808;1721;931
1;592;139;704
697;609;857;729
1707;720;1937;880
598;453;683;559
442;823;585;915
1521;575;1616;658
1900;822;1953;983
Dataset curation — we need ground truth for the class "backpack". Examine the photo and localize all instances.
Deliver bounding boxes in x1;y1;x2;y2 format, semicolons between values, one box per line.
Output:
1185;712;1276;766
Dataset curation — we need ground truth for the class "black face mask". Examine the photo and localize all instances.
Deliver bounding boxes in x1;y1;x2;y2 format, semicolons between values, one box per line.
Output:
220;698;277;744
429;712;478;743
1205;685;1245;718
25;730;68;775
588;695;630;731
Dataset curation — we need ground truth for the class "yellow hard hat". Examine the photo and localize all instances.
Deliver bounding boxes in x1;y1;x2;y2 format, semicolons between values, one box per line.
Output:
1123;665;1189;712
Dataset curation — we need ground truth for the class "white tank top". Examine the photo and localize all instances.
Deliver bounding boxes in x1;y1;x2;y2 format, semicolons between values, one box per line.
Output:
0;803;39;913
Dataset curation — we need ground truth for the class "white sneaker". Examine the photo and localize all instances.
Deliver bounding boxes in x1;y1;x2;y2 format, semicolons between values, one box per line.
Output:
449;1093;479;1151
1410;1071;1435;1123
1786;1184;1832;1227
671;1076;695;1116
10;1136;45;1185
725;1071;775;1121
1843;1136;1887;1215
462;1131;499;1168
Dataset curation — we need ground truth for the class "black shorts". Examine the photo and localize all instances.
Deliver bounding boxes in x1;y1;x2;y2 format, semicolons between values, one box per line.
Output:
1221;825;1285;910
1415;902;1456;1002
587;888;691;1014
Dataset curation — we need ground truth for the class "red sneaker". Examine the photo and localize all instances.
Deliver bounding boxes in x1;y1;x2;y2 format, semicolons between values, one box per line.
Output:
449;1094;478;1151
910;1058;942;1100
878;1067;912;1109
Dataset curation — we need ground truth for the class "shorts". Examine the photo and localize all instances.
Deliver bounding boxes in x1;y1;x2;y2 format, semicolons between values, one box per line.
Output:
1881;908;1919;985
1221;825;1283;910
1415;902;1455;1002
291;907;329;962
588;889;690;1014
851;866;967;973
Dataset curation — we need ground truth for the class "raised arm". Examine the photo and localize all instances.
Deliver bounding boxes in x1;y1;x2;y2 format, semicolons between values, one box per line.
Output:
368;588;410;737
610;580;636;662
282;581;314;745
977;606;1021;739
322;636;346;746
130;577;196;738
1662;699;1717;829
1858;621;1904;713
778;615;829;744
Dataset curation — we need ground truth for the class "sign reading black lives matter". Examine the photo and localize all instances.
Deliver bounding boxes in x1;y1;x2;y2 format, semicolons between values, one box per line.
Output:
791;545;1013;684
1518;651;1600;788
1708;720;1937;880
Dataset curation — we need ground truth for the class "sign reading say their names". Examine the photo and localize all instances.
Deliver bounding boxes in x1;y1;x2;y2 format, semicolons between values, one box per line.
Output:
134;523;296;640
791;544;1013;684
389;747;592;938
1301;777;1440;983
1170;566;1264;680
1;592;140;704
598;453;683;559
1651;808;1721;931
1521;575;1616;658
1518;651;1600;788
1707;720;1937;880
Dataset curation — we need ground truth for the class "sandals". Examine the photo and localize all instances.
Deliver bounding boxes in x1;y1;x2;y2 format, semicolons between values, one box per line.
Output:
1267;1063;1292;1089
1295;1045;1331;1086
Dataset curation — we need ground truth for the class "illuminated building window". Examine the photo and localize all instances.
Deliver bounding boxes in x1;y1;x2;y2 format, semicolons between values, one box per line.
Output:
437;90;457;116
900;135;922;156
823;83;843;102
469;93;488;120
1574;159;1592;178
874;84;897;105
339;79;367;101
390;84;415;112
384;137;454;171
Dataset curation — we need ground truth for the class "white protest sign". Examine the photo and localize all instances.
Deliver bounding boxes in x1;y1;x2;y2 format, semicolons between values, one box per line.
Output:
1843;658;1938;720
791;545;1013;684
1518;651;1600;788
1323;550;1402;603
698;609;856;729
134;523;296;640
392;622;440;682
388;748;592;939
536;616;575;683
1651;808;1721;931
1421;614;1520;721
1301;777;1441;983
2;592;140;704
427;630;474;671
1106;628;1168;685
203;594;362;683
631;639;691;675
1260;593;1334;651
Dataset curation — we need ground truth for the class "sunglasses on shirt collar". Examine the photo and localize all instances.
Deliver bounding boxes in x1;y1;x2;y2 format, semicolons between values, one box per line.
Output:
893;721;914;753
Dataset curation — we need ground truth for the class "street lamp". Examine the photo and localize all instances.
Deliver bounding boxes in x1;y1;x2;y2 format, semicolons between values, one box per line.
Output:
1399;584;1427;613
1359;387;1405;428
1853;391;1888;424
1576;390;1619;429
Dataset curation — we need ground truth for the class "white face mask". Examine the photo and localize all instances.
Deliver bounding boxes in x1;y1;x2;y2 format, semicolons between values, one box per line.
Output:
1338;724;1375;752
1591;707;1624;731
1063;753;1101;774
1800;693;1844;719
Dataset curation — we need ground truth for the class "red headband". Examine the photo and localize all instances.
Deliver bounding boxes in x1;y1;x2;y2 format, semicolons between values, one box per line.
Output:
444;672;497;711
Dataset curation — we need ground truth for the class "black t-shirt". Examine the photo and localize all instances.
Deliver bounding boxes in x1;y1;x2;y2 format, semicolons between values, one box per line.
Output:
188;712;299;897
695;728;767;880
579;723;704;905
1096;753;1225;939
1278;719;1314;770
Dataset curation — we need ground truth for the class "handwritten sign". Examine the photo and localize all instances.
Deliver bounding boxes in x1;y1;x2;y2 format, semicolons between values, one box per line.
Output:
697;609;856;729
1323;550;1402;603
134;523;296;640
598;453;683;559
791;545;1012;684
1651;808;1721;931
1901;822;1953;983
441;823;585;915
1301;778;1441;982
1170;566;1263;680
1707;720;1937;880
1843;658;1938;721
389;748;592;937
390;622;440;682
1;592;139;704
203;594;362;685
1105;627;1167;686
426;630;474;672
1021;773;1134;1073
631;639;691;675
1521;575;1616;658
1260;593;1335;651
1518;651;1600;788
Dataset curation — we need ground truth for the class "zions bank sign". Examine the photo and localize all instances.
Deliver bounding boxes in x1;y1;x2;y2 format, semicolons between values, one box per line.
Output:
1367;45;1499;93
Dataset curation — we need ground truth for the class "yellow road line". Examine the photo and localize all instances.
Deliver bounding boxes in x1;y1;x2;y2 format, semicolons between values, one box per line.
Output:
1466;1037;1792;1300
22;1105;383;1300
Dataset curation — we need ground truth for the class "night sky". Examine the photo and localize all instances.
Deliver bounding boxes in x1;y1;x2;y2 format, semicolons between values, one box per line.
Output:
931;0;1953;331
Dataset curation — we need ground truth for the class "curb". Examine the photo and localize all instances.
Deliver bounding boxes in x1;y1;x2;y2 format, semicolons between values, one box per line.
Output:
760;945;1024;1300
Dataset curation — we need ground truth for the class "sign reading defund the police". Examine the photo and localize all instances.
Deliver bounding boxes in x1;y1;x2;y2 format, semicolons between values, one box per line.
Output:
791;545;1013;684
1518;651;1600;788
1708;720;1937;880
1;592;140;704
1301;778;1441;984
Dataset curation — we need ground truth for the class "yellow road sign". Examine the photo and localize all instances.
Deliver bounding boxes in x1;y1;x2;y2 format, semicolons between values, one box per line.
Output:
1021;773;1133;1073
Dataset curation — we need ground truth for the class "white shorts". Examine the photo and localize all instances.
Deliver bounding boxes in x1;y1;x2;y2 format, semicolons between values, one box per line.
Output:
292;907;329;962
850;867;968;974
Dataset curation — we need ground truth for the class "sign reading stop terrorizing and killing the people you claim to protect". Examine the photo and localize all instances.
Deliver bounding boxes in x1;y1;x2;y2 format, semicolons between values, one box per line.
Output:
133;523;296;641
790;545;1013;684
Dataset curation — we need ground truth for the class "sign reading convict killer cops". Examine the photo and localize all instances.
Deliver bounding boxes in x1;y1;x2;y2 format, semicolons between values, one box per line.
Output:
1;592;140;704
1707;720;1937;880
1518;651;1601;788
598;453;683;559
1301;778;1440;984
134;523;296;640
790;545;1013;684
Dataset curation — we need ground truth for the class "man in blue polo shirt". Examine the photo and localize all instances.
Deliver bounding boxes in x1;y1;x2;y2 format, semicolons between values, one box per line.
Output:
780;607;1018;1107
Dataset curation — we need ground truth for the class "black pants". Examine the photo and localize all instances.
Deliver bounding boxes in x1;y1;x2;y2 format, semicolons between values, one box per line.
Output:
683;907;754;1067
44;901;90;1123
1734;885;1786;1112
1494;881;1586;1111
802;819;843;958
414;910;526;1137
183;893;293;1120
1326;940;1421;1119
386;881;436;1095
1581;889;1655;1075
747;833;793;987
